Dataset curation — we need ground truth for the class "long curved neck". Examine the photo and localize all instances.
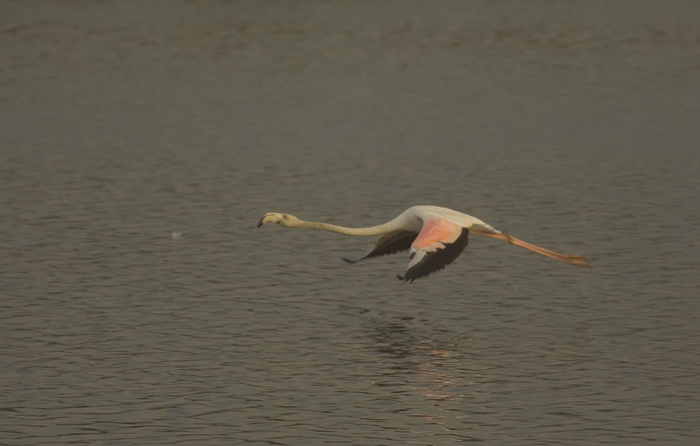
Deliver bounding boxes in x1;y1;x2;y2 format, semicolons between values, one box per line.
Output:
288;219;401;236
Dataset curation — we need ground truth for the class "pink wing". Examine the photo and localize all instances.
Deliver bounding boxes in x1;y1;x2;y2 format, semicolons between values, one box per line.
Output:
399;218;469;282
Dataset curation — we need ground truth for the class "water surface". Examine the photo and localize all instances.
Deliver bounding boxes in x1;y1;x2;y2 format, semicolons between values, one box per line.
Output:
1;1;699;444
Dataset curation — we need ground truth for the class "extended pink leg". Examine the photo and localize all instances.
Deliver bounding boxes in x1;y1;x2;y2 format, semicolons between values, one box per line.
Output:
471;231;589;267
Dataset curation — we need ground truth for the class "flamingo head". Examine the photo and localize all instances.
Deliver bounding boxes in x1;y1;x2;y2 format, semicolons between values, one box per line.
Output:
257;212;300;228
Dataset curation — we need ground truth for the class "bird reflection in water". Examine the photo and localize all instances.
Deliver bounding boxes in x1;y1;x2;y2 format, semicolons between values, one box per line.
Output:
412;339;455;403
370;317;470;435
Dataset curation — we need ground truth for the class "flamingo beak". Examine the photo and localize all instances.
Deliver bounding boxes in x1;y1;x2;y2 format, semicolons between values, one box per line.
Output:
257;214;276;228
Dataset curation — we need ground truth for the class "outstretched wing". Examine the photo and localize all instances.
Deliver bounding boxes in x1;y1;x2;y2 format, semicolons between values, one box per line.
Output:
399;219;469;282
343;230;418;264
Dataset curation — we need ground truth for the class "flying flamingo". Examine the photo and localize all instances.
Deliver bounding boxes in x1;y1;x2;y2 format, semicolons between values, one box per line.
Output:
257;205;589;282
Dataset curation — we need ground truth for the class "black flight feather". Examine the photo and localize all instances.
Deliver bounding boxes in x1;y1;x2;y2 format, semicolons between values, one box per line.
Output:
343;230;418;264
398;228;469;283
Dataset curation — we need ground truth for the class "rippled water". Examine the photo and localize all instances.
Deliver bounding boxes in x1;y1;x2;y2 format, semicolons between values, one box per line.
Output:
2;1;700;444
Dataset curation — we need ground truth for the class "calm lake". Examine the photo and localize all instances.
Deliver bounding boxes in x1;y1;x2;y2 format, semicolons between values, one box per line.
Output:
1;1;699;444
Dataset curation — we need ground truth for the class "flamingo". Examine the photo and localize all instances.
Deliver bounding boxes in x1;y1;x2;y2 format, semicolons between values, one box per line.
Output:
257;205;589;282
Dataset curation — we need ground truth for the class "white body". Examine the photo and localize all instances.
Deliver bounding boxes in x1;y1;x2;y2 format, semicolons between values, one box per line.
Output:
393;206;501;235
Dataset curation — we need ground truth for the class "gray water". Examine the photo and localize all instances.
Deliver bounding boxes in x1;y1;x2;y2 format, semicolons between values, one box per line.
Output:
2;1;700;444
